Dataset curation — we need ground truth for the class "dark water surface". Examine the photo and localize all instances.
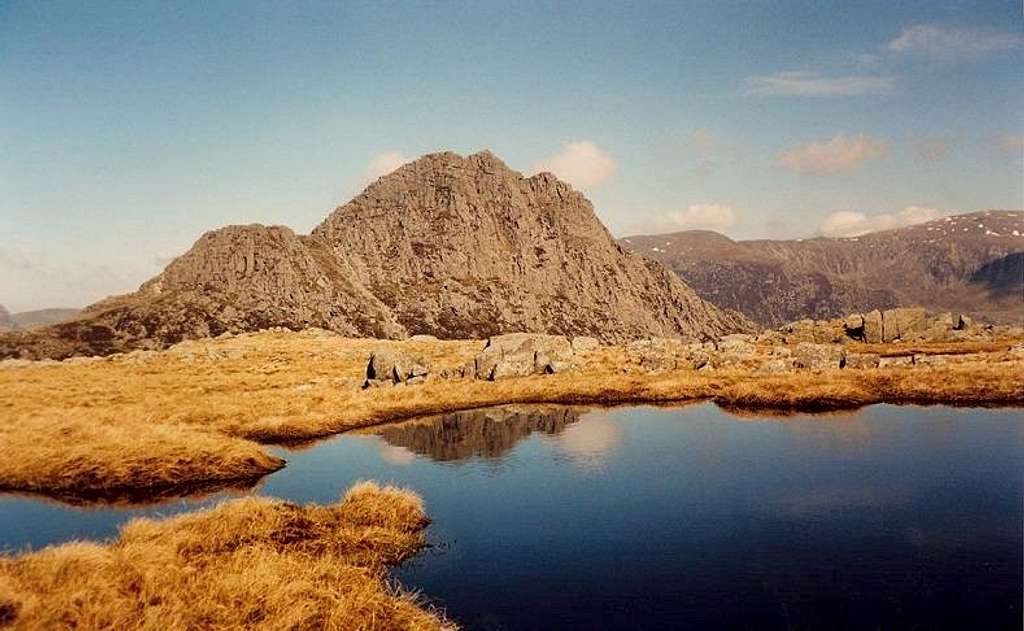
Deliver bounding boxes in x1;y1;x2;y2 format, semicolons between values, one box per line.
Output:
2;403;1022;629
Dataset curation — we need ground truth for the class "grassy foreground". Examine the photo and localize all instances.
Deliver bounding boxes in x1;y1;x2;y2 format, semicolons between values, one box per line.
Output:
0;481;449;630
1;329;1022;501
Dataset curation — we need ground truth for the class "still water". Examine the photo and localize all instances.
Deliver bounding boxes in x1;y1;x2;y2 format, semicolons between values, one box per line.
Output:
1;403;1022;629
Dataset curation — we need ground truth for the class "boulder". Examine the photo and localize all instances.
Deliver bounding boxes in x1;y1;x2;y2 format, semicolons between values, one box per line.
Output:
627;338;709;372
793;342;846;371
712;334;761;368
863;310;883;344
473;333;574;380
364;349;431;387
882;307;928;342
844;313;864;332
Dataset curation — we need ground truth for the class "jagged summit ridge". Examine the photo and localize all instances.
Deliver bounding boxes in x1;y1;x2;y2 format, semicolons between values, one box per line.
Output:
621;210;1024;327
1;150;752;359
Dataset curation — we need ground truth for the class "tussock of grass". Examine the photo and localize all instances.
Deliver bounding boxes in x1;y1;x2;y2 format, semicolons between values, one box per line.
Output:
0;421;284;503
0;481;450;630
1;330;1021;501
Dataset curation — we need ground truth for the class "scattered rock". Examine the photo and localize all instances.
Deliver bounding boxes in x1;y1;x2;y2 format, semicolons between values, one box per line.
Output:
627;338;709;372
777;308;1009;345
364;349;431;387
882;307;928;343
792;343;846;370
474;333;574;380
863;310;883;344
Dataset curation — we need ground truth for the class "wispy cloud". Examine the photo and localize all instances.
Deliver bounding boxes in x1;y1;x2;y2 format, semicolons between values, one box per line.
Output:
655;203;736;233
743;71;896;96
361;151;411;185
779;133;887;176
886;24;1024;59
532;140;615;189
819;206;953;237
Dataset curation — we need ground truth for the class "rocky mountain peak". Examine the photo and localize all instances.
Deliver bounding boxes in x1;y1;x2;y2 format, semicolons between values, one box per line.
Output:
1;150;753;359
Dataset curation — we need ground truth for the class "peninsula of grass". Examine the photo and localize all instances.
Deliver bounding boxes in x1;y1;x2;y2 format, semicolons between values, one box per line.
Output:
1;330;1021;502
0;481;449;630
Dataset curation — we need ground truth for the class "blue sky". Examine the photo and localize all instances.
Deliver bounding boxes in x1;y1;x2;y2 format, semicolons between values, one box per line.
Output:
1;0;1022;310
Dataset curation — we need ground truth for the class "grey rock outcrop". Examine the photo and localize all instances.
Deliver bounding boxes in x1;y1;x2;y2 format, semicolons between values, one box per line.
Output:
364;349;431;387
1;151;753;360
474;333;575;380
627;338;711;372
783;308;1019;345
792;343;846;371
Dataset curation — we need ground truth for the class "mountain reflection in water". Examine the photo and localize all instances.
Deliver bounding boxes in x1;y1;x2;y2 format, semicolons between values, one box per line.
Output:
375;405;581;461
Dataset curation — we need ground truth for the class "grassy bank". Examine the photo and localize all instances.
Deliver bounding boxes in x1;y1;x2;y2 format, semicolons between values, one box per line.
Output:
0;481;449;630
1;330;1022;501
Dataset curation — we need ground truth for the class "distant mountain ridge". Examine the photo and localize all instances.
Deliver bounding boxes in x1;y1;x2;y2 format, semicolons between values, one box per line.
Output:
620;210;1024;327
0;151;752;359
0;306;80;330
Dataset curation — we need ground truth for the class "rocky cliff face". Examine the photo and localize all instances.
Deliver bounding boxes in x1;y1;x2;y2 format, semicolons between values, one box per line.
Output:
621;210;1024;327
0;151;752;359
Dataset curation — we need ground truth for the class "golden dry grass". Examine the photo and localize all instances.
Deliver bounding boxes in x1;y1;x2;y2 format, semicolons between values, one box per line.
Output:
848;339;1018;356
0;481;451;630
1;329;1021;501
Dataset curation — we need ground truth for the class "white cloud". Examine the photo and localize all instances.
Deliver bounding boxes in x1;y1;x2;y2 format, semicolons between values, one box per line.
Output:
819;206;953;237
532;141;615;189
743;71;896;96
886;24;1024;59
779;133;887;176
554;413;623;472
361;151;411;185
655;203;736;233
